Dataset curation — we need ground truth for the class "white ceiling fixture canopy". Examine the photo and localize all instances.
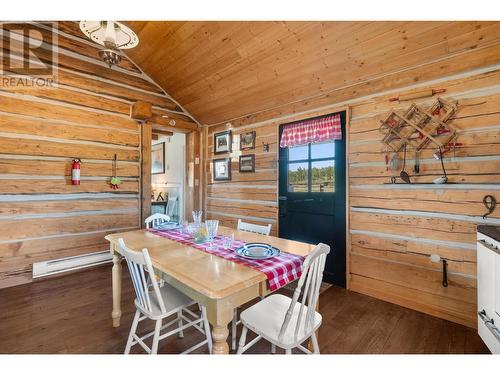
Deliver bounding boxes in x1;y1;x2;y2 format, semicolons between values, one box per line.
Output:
79;21;139;68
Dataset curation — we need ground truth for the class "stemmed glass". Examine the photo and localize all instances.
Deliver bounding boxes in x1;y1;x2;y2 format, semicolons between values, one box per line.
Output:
192;210;203;226
205;220;219;250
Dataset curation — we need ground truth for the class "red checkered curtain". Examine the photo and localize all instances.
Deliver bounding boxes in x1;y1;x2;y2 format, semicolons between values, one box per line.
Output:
279;114;342;148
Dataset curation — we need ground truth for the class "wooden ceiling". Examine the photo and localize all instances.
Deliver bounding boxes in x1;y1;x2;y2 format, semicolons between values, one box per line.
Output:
123;21;500;125
56;21;200;131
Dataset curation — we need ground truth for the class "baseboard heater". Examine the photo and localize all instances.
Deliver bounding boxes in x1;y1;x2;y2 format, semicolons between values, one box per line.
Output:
32;250;112;279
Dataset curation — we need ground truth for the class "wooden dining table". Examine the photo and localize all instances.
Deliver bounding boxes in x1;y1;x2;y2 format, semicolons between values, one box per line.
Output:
105;225;315;354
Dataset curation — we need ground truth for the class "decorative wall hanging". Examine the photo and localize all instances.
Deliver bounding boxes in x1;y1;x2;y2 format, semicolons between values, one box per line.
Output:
239;154;255;173
213;158;231;181
430;254;448;287
380;97;457;153
240;131;256;150
433;147;448;184
152;142;165;174
109;154;122;190
214;131;232;154
388;88;446;102
380;97;460;184
482;195;497;219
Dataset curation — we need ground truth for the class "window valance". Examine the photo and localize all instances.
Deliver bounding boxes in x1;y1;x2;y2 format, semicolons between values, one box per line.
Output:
279;114;342;148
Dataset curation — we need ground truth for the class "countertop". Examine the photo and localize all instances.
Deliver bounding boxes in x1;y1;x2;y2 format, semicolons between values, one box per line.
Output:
478;225;500;243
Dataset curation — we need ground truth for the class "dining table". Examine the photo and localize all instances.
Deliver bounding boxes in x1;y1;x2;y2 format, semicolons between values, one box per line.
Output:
105;225;316;354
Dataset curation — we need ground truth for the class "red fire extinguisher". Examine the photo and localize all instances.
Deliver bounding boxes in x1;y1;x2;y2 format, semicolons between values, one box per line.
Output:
71;159;81;185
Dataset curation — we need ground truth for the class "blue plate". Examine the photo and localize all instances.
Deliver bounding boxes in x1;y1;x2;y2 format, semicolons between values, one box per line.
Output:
235;243;280;260
154;222;180;230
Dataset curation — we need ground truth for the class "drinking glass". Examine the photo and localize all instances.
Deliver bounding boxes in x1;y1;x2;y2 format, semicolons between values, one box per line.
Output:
222;233;235;250
185;223;196;238
180;220;189;234
205;220;219;250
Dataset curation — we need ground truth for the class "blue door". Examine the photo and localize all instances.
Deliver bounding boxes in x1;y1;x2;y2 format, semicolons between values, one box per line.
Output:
278;111;346;287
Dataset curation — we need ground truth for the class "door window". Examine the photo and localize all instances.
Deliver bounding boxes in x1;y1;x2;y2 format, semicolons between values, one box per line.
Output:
288;145;308;161
311;160;335;192
286;141;336;193
288;162;309;192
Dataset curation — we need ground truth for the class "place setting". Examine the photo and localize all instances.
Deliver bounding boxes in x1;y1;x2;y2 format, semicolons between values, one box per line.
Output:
151;210;282;261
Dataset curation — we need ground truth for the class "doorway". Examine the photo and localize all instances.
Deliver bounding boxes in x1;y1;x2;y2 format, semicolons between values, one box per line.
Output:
278;111;346;287
151;132;186;222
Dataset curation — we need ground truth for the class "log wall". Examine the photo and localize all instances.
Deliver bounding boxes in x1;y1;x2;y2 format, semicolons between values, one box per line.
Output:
0;23;175;288
204;47;500;328
205;123;279;236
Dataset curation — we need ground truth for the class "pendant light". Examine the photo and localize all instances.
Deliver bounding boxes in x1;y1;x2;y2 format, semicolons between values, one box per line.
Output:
79;21;139;68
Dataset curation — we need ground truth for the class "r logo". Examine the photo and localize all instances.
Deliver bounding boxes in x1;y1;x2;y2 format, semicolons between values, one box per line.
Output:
0;22;58;87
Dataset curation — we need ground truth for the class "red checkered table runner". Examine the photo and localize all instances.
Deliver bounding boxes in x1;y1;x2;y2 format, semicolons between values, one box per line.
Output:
149;228;304;292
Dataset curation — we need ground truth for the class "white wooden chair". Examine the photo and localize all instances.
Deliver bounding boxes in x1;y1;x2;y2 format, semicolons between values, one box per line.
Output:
119;238;212;354
237;243;330;354
144;213;171;229
231;219;272;350
237;219;272;235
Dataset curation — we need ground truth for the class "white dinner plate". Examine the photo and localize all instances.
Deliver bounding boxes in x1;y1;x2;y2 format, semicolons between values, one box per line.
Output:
235;243;280;260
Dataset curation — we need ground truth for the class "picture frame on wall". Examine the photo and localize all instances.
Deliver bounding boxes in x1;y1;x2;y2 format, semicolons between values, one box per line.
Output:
239;154;255;173
213;158;231;181
214;130;232;154
151;142;165;174
240;131;256;150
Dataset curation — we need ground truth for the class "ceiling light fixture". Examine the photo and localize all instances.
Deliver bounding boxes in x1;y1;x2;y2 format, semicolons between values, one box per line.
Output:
79;21;139;68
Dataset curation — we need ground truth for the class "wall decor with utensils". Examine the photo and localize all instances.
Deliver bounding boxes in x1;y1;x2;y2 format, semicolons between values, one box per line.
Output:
380;97;460;184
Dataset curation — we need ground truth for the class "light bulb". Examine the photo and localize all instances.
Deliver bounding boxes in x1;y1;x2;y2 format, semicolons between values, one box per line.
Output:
104;21;117;46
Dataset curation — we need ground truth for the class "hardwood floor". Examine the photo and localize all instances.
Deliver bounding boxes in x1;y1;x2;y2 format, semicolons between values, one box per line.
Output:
0;265;489;354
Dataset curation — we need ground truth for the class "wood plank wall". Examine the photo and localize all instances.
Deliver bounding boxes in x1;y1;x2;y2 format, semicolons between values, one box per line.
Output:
0;23;174;288
204;49;500;328
205;124;279;236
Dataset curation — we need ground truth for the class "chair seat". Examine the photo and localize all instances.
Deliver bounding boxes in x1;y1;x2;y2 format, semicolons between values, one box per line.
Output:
135;283;195;319
240;294;322;348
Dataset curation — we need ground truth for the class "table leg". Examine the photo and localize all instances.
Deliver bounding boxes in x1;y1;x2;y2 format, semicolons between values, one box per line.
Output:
112;252;123;328
206;304;233;354
212;325;230;354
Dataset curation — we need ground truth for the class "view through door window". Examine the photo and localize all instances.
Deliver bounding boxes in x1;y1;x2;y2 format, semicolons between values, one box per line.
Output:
287;141;335;193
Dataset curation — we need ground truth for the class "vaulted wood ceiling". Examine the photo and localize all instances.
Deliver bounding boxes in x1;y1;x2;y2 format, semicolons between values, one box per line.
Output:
123;21;500;125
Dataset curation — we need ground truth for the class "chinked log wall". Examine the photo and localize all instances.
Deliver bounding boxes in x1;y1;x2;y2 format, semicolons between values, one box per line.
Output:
205;42;500;328
0;23;174;288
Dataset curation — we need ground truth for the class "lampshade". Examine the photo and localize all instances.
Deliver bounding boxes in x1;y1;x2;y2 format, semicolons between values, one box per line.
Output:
79;21;139;49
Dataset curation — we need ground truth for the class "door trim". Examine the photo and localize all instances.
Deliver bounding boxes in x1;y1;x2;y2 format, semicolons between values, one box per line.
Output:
276;106;350;288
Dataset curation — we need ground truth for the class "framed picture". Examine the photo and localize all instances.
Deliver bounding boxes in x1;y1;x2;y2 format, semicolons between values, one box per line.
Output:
213;158;231;181
151;142;165;174
239;154;255;173
240;131;256;150
214;130;232;154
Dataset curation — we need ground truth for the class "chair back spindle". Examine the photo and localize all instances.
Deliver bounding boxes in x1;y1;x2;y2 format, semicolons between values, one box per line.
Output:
278;243;330;342
118;238;166;315
237;219;272;236
144;213;171;229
